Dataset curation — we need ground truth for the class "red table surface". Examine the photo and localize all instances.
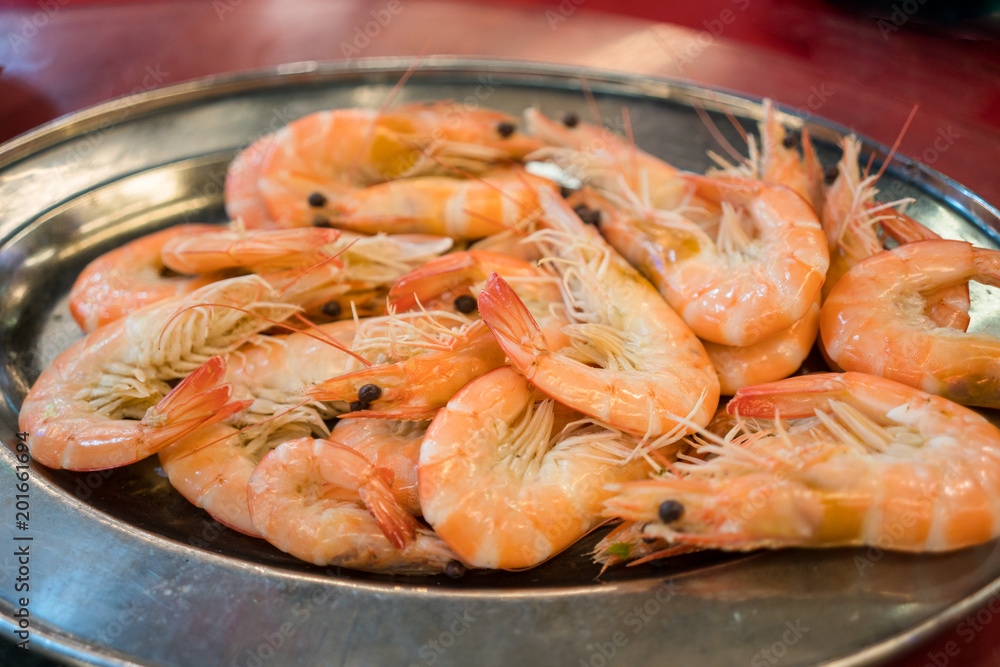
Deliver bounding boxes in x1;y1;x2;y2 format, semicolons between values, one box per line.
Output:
2;1;1000;666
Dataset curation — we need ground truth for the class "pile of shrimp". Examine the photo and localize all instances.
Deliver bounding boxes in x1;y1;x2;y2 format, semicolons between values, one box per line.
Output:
20;95;1000;577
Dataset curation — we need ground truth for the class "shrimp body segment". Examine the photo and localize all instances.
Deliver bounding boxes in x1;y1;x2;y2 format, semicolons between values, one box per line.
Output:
321;170;548;240
249;438;461;574
703;297;820;395
225;133;279;229
605;372;1000;553
821;240;1000;408
419;367;658;569
158;423;265;536
69;224;224;333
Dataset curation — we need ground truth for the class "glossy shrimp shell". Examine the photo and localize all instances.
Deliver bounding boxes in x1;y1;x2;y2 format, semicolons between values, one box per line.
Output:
605;372;1000;553
249;438;462;574
21;275;298;470
69;224;223;333
478;187;720;439
821;240;1000;408
419;367;661;569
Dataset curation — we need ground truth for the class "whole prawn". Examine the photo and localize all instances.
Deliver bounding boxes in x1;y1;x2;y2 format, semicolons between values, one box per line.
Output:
605;372;1000;553
821;239;1000;408
21;275;299;470
419;367;668;569
248;102;543;229
477;186;720;439
249;437;464;575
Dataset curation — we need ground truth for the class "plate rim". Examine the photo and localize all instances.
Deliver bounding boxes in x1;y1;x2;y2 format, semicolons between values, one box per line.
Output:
3;55;1000;667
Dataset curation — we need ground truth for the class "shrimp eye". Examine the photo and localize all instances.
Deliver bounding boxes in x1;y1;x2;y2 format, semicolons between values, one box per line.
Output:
824;165;839;185
358;383;382;403
454;294;478;314
496;122;516;138
573;204;602;226
312;215;332;228
307;192;328;207
559;185;577;199
348;401;369;413
658;499;685;524
562;111;579;128
781;132;800;150
321;300;342;318
445;560;467;579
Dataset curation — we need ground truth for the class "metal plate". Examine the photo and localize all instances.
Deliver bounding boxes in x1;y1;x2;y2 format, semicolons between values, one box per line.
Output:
2;58;1000;667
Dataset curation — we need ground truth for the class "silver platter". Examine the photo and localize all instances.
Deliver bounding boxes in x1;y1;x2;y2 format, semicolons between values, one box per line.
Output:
2;58;1000;667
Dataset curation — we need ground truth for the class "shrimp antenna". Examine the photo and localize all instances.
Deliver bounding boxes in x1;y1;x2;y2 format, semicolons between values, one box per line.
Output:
723;104;749;145
580;76;601;127
870;104;919;181
694;103;745;164
576;78;646;194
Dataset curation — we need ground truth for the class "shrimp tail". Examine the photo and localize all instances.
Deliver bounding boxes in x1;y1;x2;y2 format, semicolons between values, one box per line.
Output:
477;272;547;376
141;355;251;449
357;466;419;551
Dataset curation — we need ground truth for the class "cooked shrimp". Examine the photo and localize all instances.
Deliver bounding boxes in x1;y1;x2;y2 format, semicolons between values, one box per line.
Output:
248;437;463;574
23;355;247;471
225;132;279;229
316;168;550;240
332;418;427;516
255;103;543;228
596;177;828;346
160;319;362;534
69;224;225;333
419;366;667;569
821;239;1000;408
605;372;1000;553
478;188;719;438
20;275;300;470
703;297;820;395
